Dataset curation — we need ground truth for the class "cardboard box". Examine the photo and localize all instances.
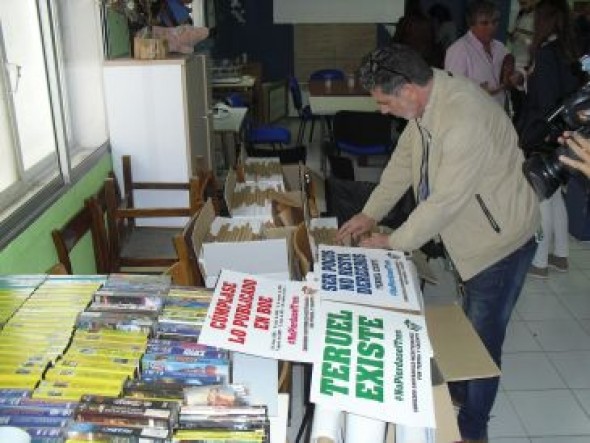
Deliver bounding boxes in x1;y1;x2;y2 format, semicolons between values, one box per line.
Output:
191;200;296;288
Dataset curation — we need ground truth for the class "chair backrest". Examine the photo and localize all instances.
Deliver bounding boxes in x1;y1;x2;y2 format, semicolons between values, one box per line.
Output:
51;196;109;274
224;92;247;108
309;69;345;81
328;155;355;181
105;156;215;272
333;111;395;149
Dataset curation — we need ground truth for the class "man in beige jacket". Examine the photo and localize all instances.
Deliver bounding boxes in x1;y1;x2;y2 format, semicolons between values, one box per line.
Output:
337;44;540;443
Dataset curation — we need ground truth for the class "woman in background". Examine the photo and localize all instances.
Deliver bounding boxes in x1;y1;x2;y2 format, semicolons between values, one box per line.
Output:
517;0;583;278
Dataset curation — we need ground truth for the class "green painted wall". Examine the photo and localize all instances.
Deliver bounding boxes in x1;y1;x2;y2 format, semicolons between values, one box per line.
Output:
0;154;112;275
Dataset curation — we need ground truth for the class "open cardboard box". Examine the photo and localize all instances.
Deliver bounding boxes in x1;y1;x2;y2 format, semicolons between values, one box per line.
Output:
191;199;296;288
226;166;317;225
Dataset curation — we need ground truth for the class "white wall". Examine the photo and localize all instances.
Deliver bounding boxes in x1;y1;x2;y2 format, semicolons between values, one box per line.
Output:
273;0;404;24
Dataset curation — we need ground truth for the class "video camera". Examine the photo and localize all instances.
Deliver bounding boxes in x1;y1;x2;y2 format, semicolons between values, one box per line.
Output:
521;56;590;200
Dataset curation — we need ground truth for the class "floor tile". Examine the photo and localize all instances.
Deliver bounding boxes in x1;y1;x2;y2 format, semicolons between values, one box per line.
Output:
491;438;531;443
530;438;590;443
546;271;590;294
559;294;590;319
503;322;542;353
576;318;590;336
508;390;590;436
522;277;554;294
489;392;528;438
525;319;590;352
500;353;566;391
573;389;590;416
515;294;572;321
547;351;590;389
568;249;590;269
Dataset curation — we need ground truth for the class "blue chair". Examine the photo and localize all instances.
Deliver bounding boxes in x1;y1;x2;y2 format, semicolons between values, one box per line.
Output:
332;110;395;157
309;69;345;81
288;76;319;144
224;93;291;150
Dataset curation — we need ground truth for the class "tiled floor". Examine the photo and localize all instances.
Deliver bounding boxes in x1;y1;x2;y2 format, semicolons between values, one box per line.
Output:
281;116;590;442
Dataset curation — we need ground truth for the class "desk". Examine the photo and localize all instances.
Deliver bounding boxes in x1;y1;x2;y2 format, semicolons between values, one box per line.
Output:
213;107;248;180
308;80;377;115
308;80;378;171
212;75;258;115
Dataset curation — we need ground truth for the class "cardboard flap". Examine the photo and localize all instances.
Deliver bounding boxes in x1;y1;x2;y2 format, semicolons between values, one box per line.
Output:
425;304;500;382
432;383;461;442
224;169;237;212
191;199;215;255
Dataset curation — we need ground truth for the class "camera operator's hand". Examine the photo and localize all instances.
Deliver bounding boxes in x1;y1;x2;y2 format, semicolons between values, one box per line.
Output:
359;233;391;249
560;132;590;178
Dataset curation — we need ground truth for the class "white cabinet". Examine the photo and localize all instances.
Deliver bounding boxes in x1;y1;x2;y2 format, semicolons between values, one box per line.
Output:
103;55;214;226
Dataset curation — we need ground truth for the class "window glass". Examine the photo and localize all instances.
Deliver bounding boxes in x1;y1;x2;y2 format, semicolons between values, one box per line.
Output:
0;2;57;172
56;0;107;165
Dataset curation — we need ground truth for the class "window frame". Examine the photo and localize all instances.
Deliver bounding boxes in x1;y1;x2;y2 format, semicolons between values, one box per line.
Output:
0;0;110;250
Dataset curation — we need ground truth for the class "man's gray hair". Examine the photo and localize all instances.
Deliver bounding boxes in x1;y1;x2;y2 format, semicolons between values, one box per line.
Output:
358;44;433;94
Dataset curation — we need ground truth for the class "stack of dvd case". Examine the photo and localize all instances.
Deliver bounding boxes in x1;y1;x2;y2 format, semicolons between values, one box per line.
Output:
0;276;104;392
155;287;213;341
174;404;270;443
0;389;77;443
88;274;169;316
39;328;149;401
63;394;178;442
140;339;230;387
0;275;45;327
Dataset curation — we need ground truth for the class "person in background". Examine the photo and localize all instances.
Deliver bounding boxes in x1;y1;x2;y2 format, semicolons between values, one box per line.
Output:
428;3;458;51
392;0;443;68
574;3;590;56
336;44;539;443
445;0;522;110
507;0;538;121
561;131;590;178
517;0;582;278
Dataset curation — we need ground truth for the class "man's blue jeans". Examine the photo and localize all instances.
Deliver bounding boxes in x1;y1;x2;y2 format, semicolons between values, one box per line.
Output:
450;237;537;440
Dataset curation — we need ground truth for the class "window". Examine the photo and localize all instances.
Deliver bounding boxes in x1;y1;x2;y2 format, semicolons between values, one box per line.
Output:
0;0;108;242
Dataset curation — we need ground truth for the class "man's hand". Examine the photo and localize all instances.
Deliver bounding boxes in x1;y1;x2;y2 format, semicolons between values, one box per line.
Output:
336;213;376;244
560;131;590;178
359;233;391;249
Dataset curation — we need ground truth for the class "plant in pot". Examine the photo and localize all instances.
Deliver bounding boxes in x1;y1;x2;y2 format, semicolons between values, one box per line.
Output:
103;0;168;59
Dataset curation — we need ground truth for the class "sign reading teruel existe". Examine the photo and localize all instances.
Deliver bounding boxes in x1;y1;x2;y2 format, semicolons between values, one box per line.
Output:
198;270;317;362
310;300;435;427
317;245;421;312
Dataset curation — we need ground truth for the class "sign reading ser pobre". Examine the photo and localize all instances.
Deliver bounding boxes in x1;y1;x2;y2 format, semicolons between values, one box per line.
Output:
317;245;421;312
310;300;435;427
198;270;317;362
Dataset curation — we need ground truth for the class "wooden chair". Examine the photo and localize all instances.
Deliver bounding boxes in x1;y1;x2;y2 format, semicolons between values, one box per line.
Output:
51;196;110;274
105;155;217;273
